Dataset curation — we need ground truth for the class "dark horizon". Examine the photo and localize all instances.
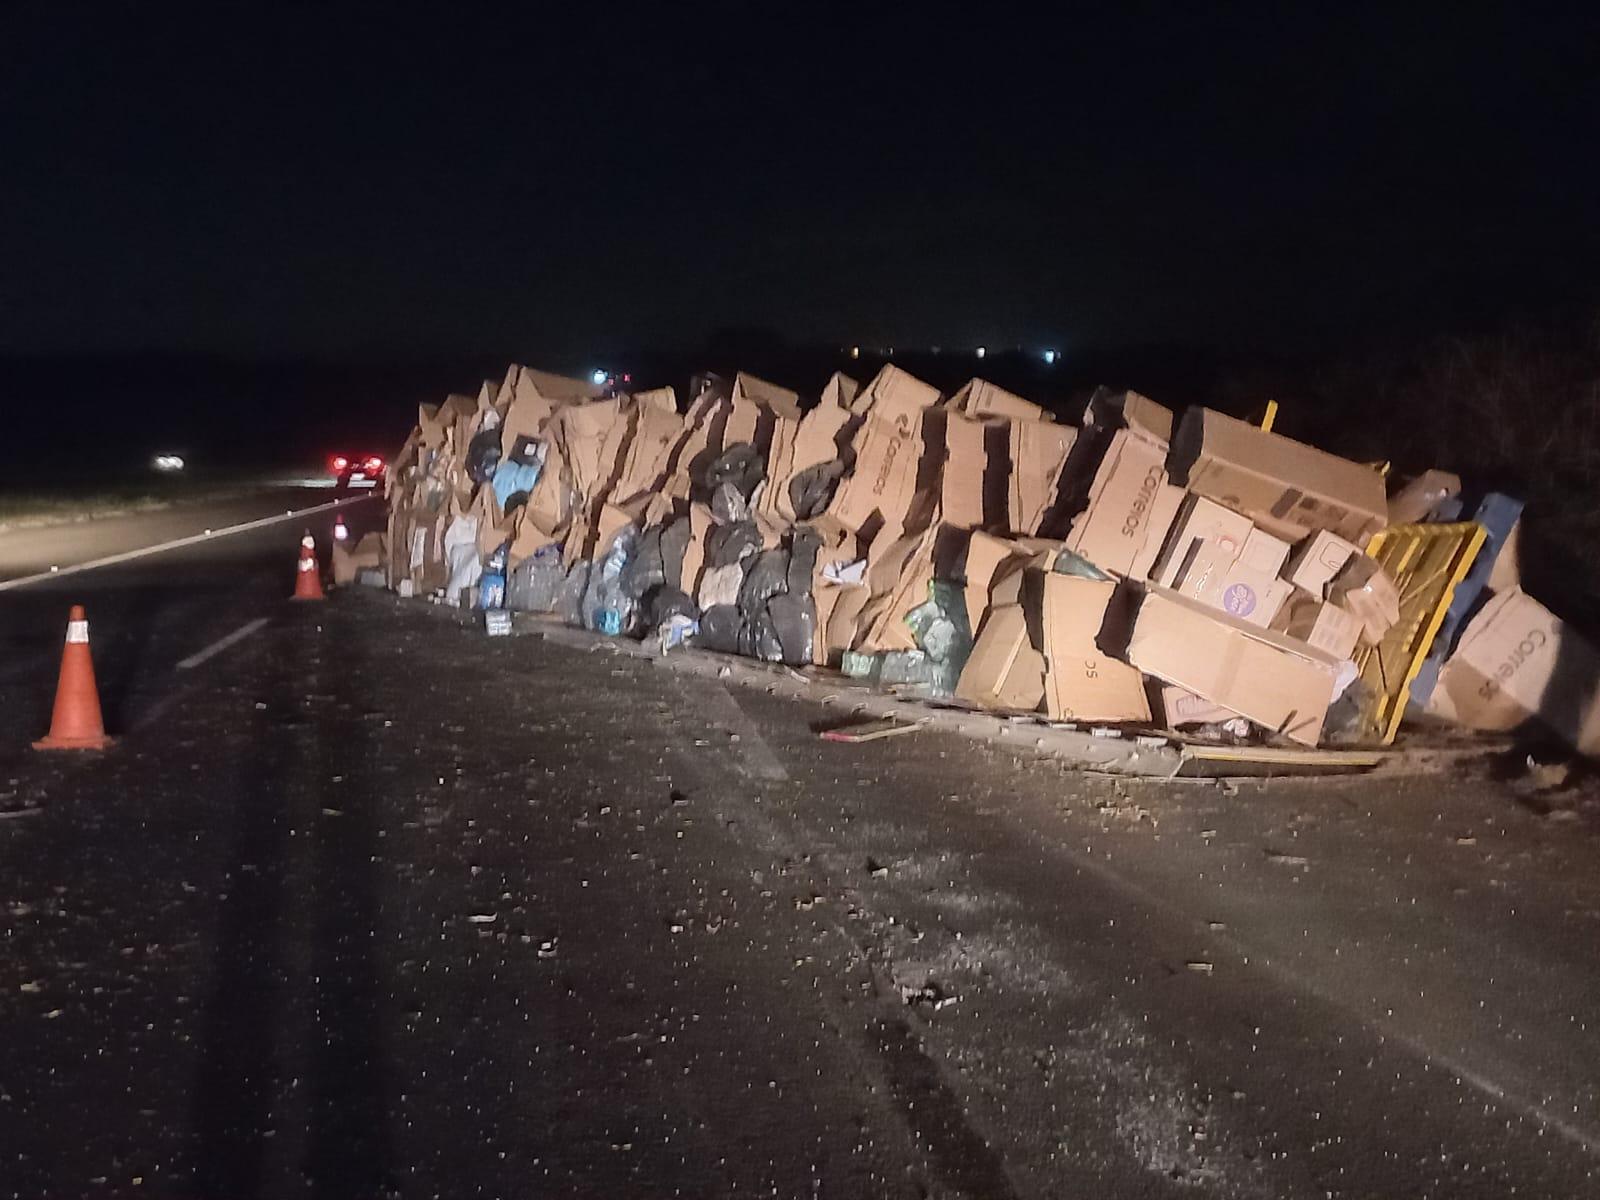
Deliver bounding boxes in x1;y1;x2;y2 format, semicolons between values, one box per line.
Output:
5;7;1599;365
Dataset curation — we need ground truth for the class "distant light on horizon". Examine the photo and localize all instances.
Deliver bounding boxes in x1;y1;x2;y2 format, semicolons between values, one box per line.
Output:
848;345;860;360
975;345;986;359
1043;349;1058;365
591;368;608;385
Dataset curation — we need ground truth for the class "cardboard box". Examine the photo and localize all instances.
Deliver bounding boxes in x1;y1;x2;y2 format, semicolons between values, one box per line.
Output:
827;369;939;535
1063;429;1170;577
1009;421;1078;536
820;371;861;411
1238;527;1292;575
1125;586;1342;746
1388;469;1462;525
949;377;1048;423
1170;407;1388;543
940;413;992;531
1152;494;1254;588
1039;575;1150;722
1487;518;1522;593
1283;529;1360;597
1328;555;1401;645
611;402;685;504
332;532;385;586
1127;483;1185;580
497;367;558;464
1083;387;1174;446
857;523;941;653
1159;685;1239;728
824;584;872;659
961;532;1025;632
956;604;1044;711
1196;560;1293;628
1280;596;1363;660
1428;588;1600;755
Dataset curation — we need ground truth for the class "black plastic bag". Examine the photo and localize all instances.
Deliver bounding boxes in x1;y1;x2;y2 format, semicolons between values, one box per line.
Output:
787;459;844;520
703;443;765;499
466;428;503;484
695;604;745;653
707;520;762;569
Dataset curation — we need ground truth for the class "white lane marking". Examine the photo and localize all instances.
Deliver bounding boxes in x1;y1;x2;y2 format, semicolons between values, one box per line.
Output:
699;682;789;782
176;617;271;671
0;495;378;593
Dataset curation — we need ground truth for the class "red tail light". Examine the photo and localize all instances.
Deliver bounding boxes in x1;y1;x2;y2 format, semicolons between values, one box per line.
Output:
365;456;384;471
331;455;349;471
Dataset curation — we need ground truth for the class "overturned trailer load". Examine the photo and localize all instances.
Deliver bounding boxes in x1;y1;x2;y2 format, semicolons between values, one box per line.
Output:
383;361;1600;760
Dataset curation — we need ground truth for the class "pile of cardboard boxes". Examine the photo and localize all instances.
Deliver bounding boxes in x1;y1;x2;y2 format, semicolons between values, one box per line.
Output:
380;362;1600;757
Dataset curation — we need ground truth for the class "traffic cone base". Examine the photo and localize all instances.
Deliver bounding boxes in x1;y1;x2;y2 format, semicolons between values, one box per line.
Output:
291;532;326;601
34;606;113;752
34;731;114;751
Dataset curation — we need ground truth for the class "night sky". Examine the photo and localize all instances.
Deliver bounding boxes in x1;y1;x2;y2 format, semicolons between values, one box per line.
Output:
3;5;1599;361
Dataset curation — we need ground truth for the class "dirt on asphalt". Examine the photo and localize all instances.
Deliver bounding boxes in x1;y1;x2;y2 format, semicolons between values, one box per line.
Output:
1;586;1598;1198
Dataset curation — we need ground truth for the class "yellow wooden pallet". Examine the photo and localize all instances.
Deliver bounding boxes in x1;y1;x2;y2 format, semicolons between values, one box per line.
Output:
1356;521;1487;744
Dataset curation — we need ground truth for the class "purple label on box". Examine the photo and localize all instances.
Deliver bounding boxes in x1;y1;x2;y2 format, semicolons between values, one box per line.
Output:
1222;583;1257;616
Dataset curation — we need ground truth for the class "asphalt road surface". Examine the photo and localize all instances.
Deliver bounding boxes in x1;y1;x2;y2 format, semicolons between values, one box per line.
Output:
0;497;1597;1198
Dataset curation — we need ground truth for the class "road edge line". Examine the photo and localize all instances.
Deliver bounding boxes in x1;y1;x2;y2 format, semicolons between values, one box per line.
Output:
0;495;378;593
176;617;273;670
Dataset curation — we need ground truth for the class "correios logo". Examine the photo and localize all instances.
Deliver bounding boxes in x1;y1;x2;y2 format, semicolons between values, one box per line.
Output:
871;413;916;496
1120;465;1164;537
1477;626;1549;701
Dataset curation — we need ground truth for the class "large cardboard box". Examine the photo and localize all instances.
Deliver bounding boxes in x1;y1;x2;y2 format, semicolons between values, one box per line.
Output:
1127;483;1185;580
1009;421;1077;536
611;401;685;504
827;370;938;534
961;531;1023;632
1039;575;1150;721
1063;429;1170;577
1126;587;1342;746
1170;408;1387;544
949;378;1047;423
1083;388;1174;446
940;413;993;531
956;604;1045;711
1428;589;1600;756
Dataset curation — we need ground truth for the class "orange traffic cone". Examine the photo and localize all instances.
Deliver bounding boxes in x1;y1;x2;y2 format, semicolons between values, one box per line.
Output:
291;531;325;601
34;605;113;751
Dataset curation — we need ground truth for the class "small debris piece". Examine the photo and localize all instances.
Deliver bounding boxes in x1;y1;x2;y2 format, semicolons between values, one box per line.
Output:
819;718;927;744
900;980;958;1010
